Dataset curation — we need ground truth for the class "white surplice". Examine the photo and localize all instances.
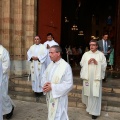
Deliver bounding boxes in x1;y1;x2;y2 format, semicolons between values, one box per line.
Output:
0;61;3;120
80;50;107;116
41;59;73;120
0;45;15;115
27;44;47;92
44;40;59;68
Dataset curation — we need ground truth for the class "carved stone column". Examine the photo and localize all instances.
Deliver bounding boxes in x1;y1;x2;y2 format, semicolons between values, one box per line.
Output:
0;0;10;50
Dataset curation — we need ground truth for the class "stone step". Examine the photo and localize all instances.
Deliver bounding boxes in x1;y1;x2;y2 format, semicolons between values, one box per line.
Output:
9;91;120;112
9;85;33;93
68;97;120;112
10;77;120;89
9;76;120;112
69;89;120;102
9;83;120;103
9;91;46;103
10;78;120;94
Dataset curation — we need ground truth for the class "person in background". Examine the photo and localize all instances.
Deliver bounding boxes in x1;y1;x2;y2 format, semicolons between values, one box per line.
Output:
44;33;59;68
97;32;112;61
108;45;114;70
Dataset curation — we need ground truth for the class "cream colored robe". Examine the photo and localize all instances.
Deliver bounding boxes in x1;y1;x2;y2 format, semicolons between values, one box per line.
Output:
41;59;73;120
0;61;3;120
80;50;107;116
27;44;47;92
44;40;59;68
0;45;15;115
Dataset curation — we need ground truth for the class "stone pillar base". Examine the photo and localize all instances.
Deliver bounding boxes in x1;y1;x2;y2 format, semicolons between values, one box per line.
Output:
10;60;30;76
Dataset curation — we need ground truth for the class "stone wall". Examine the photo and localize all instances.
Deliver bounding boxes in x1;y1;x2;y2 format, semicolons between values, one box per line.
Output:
0;0;37;75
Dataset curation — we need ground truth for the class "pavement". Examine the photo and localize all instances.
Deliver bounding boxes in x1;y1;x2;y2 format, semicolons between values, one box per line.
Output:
3;100;120;120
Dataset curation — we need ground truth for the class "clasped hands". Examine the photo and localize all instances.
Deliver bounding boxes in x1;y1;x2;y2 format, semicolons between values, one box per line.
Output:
32;56;39;61
43;82;52;92
88;58;98;65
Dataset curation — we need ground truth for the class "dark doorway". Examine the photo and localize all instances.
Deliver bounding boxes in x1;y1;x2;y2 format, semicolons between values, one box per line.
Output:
61;0;116;49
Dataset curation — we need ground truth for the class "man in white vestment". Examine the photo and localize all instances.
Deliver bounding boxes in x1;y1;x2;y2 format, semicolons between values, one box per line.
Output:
41;45;73;120
27;36;47;97
44;33;59;68
0;61;3;120
80;40;107;119
0;45;15;119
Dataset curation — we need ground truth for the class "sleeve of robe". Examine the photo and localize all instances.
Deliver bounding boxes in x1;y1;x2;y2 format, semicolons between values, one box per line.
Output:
41;70;48;95
101;53;107;79
80;52;89;80
80;53;85;67
0;61;2;120
51;64;73;99
43;42;47;48
41;70;47;88
37;47;48;63
2;49;10;74
27;47;33;61
0;62;2;86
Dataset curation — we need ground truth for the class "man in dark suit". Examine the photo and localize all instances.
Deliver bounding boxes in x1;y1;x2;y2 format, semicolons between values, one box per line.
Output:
98;33;112;60
98;33;112;82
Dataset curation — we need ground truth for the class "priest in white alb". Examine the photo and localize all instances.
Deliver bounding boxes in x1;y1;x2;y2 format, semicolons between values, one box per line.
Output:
41;45;73;120
0;44;15;119
44;33;59;68
0;61;3;120
27;36;47;97
80;40;107;119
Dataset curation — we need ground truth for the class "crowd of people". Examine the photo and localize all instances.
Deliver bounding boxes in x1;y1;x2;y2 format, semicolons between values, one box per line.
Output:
0;32;114;120
65;45;83;67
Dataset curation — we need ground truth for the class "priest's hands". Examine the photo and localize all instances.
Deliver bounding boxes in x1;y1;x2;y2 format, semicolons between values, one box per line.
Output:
43;82;52;92
88;58;98;65
32;56;39;61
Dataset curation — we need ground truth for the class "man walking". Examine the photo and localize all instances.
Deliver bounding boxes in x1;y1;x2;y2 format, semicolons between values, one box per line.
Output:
27;36;47;97
80;40;107;119
41;45;73;120
0;44;15;119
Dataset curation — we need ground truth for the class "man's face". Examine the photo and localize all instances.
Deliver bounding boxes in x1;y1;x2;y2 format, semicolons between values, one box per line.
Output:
103;35;108;41
34;36;40;45
49;48;60;62
89;42;98;52
47;35;53;41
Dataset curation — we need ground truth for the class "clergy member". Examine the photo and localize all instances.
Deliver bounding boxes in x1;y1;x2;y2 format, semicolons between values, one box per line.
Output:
80;40;107;119
0;44;15;119
0;61;3;120
44;33;58;68
41;45;73;120
27;36;47;97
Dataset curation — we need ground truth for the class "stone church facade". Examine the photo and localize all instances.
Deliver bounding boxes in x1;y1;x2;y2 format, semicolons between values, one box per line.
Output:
0;0;37;75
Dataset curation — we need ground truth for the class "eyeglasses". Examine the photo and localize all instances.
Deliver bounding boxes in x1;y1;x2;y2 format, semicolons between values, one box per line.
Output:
89;44;97;46
35;39;39;40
